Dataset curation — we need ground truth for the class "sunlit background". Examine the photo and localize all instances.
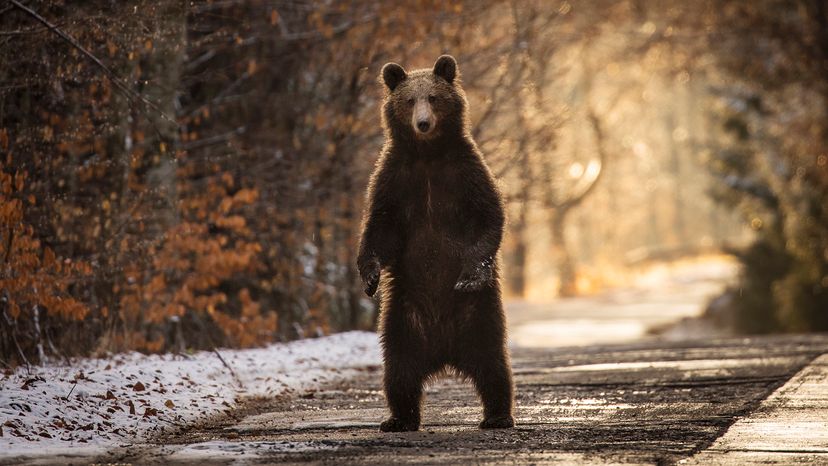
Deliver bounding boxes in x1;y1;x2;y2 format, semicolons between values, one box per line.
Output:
1;0;826;365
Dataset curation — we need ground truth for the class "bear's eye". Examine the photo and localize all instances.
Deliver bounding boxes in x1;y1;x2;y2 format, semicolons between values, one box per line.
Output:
428;95;436;103
406;98;414;106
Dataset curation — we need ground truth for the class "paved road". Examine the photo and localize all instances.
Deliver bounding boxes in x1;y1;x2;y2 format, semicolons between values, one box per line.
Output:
110;334;828;465
507;258;738;347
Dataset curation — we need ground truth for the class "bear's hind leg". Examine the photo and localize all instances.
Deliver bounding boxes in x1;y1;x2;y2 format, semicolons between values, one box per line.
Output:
468;351;515;429
381;355;427;432
454;297;515;429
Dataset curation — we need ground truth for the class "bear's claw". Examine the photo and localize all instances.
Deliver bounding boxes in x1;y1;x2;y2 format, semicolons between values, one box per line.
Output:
479;415;515;429
454;256;494;292
380;417;420;432
363;270;379;297
358;256;381;297
454;276;486;291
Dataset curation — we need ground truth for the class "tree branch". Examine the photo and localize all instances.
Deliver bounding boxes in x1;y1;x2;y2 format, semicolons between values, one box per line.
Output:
548;109;606;213
8;0;176;124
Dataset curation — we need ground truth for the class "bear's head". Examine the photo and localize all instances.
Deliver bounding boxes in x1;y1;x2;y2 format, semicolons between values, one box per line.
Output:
380;55;467;142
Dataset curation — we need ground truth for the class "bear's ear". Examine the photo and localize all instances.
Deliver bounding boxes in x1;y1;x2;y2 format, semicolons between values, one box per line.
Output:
433;55;457;84
381;63;407;91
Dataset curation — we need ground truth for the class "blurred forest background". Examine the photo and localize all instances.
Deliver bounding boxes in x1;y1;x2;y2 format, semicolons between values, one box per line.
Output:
0;0;826;367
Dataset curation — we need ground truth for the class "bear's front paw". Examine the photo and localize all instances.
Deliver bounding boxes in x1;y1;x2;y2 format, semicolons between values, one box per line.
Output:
454;256;494;292
379;417;419;432
479;415;515;429
358;256;381;297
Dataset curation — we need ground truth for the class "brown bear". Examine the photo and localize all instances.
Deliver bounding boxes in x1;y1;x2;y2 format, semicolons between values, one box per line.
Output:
357;54;515;432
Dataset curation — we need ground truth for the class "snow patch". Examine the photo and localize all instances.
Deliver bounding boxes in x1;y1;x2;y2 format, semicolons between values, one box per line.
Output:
165;439;336;462
0;331;380;458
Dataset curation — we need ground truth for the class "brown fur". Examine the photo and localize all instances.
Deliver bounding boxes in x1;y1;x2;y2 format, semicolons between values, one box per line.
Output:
357;55;515;432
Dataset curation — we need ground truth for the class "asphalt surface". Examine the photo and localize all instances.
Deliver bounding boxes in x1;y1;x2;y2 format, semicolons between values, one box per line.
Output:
109;334;828;465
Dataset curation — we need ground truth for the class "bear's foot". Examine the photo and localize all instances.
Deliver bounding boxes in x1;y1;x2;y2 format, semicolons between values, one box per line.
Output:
479;415;515;429
380;417;420;432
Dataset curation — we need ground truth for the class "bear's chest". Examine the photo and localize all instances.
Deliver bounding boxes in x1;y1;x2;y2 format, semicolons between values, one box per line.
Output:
400;171;465;229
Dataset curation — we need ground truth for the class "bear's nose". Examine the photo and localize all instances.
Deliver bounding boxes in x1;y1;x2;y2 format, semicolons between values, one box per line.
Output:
417;121;430;132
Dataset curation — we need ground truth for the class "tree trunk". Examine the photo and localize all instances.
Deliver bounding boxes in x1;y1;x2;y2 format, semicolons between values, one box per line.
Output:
142;1;184;235
505;155;531;297
550;209;577;297
667;108;688;247
506;205;528;297
344;175;362;330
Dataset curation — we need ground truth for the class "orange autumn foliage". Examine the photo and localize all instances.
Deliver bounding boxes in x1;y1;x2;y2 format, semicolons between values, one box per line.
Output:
0;162;91;335
116;172;278;350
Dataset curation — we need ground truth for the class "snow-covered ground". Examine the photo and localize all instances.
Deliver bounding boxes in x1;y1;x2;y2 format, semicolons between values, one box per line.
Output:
0;331;380;459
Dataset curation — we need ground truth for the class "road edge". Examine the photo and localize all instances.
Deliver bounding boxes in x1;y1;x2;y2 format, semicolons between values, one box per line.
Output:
684;353;828;465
